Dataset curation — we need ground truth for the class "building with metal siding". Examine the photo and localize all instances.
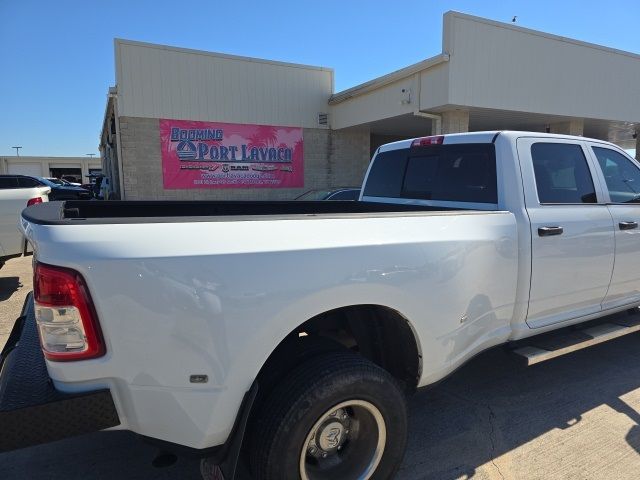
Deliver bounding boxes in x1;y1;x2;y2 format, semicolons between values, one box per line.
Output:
101;11;640;201
0;156;102;183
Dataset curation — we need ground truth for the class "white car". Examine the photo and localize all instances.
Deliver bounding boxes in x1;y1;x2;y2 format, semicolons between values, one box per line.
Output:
4;131;640;479
0;176;49;267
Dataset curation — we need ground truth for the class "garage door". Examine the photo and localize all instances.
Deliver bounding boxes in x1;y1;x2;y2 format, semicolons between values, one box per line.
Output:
7;163;43;176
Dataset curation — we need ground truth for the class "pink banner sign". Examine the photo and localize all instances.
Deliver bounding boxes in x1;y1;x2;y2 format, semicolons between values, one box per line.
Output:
160;119;303;189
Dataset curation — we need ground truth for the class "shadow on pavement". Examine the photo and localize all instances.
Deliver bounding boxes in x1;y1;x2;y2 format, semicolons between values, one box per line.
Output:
1;430;201;480
0;277;21;302
398;333;640;479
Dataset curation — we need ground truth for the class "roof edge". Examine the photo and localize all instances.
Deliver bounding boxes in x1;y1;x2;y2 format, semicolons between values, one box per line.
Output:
100;87;117;145
114;38;334;73
443;11;640;61
0;156;102;161
328;53;449;105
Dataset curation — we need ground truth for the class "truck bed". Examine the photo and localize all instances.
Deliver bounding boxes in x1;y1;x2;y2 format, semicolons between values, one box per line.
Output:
19;198;516;451
23;200;464;225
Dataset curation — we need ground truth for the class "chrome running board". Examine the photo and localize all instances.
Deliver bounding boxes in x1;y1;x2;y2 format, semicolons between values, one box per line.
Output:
513;309;640;366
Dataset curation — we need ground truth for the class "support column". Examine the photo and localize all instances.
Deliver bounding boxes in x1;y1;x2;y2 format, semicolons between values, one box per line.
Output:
441;110;469;134
549;119;584;136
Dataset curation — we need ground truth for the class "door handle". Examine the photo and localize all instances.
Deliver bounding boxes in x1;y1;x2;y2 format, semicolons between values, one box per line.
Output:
619;221;638;230
538;226;564;237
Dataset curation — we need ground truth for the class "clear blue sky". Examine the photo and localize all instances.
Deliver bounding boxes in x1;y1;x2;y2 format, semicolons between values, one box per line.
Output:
0;0;638;157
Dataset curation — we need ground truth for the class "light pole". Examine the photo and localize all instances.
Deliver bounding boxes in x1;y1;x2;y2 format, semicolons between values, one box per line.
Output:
12;146;22;156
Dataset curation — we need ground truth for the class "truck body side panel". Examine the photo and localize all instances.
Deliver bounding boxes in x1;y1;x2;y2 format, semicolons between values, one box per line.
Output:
26;210;518;448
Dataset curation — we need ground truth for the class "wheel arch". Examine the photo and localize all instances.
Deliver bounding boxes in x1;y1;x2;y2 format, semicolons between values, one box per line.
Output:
254;304;423;399
208;302;423;475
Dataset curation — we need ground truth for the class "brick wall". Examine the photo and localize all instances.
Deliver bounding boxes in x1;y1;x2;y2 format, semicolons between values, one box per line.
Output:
118;116;370;200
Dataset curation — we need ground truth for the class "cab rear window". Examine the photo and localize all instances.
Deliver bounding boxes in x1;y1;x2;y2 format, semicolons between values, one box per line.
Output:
364;144;497;204
362;150;408;198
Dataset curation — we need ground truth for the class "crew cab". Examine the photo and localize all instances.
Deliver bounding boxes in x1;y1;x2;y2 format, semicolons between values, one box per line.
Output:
3;131;640;479
0;176;49;267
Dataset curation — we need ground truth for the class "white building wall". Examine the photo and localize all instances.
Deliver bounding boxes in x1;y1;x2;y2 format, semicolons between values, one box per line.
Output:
419;63;449;110
0;157;101;180
330;76;416;130
329;56;450;130
115;39;333;128
444;12;640;123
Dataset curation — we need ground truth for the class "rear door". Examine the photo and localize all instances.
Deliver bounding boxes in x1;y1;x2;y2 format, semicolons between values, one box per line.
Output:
588;144;640;309
517;138;615;328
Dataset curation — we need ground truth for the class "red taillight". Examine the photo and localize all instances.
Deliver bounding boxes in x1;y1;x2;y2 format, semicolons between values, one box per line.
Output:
411;135;445;147
34;262;105;361
27;197;43;207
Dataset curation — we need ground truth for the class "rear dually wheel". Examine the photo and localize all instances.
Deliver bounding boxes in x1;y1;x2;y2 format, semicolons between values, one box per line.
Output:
249;350;408;480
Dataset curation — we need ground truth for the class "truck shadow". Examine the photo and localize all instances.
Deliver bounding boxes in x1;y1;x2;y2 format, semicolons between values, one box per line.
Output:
0;277;21;301
398;333;640;479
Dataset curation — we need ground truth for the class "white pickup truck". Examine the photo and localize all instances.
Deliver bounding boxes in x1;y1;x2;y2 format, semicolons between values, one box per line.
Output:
2;131;640;479
0;177;49;267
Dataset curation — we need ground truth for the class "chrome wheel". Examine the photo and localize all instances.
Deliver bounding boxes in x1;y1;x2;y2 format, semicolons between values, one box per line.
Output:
299;400;386;480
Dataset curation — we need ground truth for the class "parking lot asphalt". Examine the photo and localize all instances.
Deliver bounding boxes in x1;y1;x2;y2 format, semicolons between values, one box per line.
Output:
3;254;640;479
0;255;33;352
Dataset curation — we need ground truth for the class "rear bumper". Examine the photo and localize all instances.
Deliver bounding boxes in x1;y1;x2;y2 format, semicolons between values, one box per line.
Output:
0;293;120;452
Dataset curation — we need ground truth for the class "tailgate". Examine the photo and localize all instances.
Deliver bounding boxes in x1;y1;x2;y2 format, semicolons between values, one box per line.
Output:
0;293;120;452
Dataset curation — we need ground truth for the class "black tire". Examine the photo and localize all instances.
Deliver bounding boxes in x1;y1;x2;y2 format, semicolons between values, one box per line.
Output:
249;351;408;480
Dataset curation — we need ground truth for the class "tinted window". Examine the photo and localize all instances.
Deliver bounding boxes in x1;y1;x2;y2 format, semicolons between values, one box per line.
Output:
18;177;41;188
592;147;640;203
363;150;408;198
364;144;497;204
402;155;438;197
402;148;497;203
0;177;18;189
35;177;56;187
531;143;596;204
327;189;360;200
